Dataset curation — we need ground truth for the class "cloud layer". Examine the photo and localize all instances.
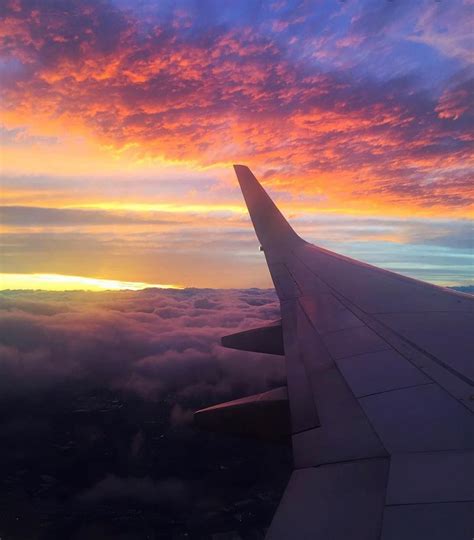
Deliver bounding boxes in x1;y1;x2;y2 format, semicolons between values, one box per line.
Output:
1;205;472;287
1;0;473;214
0;288;284;400
0;288;290;538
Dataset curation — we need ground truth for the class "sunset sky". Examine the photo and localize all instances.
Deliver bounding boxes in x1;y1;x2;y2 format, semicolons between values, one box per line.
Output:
1;0;473;289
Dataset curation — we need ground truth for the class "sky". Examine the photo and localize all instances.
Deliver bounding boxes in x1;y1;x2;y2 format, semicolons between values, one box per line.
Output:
1;0;473;289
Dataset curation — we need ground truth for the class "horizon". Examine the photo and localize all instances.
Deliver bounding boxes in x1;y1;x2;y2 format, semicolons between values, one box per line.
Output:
1;273;473;293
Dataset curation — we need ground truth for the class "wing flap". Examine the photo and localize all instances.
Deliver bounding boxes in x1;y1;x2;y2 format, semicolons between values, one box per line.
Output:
221;320;284;355
194;386;290;441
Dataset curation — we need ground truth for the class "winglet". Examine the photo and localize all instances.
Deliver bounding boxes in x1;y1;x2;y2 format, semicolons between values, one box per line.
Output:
233;165;303;251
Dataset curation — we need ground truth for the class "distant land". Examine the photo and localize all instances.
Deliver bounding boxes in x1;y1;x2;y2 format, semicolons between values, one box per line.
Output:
450;285;474;294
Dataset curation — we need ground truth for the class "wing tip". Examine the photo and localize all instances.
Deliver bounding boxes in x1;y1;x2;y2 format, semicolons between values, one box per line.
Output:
233;164;257;191
232;163;302;247
233;163;250;174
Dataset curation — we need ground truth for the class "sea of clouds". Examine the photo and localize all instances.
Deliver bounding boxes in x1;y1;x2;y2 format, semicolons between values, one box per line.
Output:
0;288;285;406
0;288;291;538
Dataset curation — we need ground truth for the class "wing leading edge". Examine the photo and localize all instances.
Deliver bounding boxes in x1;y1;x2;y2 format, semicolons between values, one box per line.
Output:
232;165;474;540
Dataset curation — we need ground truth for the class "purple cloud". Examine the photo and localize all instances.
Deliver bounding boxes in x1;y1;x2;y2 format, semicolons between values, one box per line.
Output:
0;288;284;403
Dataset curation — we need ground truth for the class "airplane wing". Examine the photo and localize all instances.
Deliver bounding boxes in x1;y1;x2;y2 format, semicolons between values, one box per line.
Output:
231;165;474;540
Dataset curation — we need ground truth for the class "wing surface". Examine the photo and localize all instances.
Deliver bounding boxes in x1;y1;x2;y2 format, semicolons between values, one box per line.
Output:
233;164;474;540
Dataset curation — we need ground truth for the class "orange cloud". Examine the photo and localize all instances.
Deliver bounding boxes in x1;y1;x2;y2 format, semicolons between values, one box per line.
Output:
1;0;473;220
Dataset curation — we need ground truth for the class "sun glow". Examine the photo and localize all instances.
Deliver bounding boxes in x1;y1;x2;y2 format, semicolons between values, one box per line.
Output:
66;202;247;214
0;273;182;291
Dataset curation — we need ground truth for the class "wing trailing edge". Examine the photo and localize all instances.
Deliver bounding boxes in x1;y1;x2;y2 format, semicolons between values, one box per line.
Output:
221;320;284;356
194;386;290;442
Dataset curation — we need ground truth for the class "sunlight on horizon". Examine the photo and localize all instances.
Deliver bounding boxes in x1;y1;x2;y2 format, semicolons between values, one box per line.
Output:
0;273;182;292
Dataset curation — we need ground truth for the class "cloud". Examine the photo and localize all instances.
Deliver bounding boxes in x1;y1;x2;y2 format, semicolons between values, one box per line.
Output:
0;124;58;146
2;209;472;287
0;288;284;402
0;286;293;537
1;0;473;216
436;77;473;121
0;206;174;226
170;403;194;426
408;1;474;64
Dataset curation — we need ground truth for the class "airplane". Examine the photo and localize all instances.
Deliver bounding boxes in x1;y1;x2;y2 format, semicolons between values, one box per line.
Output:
195;165;474;539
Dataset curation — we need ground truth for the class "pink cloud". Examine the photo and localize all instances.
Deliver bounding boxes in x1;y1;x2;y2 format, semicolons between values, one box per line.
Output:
1;0;472;215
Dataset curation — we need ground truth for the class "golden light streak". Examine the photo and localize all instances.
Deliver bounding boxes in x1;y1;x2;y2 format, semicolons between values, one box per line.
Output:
0;273;182;291
67;202;247;214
